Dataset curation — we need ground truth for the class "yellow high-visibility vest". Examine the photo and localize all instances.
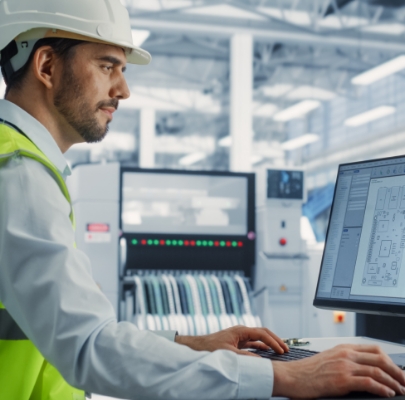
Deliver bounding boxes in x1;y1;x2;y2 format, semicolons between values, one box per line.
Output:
0;122;85;400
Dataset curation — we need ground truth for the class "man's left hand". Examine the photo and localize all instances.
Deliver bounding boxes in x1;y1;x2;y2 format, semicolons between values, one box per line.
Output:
175;325;288;356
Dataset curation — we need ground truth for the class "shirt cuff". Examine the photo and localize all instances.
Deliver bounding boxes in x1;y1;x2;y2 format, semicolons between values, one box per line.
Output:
152;330;178;342
237;355;274;399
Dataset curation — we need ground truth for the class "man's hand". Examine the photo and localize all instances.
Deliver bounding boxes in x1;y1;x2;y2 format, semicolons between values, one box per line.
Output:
175;325;289;356
272;344;405;398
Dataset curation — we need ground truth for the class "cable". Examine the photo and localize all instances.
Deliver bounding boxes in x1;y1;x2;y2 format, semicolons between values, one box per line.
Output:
186;275;207;335
167;275;189;335
133;276;147;330
210;275;232;329
224;276;243;325
198;275;219;333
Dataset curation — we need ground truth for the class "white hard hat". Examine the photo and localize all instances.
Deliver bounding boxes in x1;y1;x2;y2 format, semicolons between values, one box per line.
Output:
0;0;151;81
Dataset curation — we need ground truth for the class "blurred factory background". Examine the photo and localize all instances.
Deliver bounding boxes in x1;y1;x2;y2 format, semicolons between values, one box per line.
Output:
35;0;404;242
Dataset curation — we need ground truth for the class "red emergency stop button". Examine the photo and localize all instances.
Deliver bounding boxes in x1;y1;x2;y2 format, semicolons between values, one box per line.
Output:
279;238;287;246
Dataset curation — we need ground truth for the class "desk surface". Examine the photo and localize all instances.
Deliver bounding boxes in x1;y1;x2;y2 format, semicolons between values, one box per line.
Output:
300;336;405;354
92;337;405;400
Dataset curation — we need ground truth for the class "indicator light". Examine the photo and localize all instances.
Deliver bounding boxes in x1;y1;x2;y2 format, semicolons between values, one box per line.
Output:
172;240;178;246
154;240;159;245
208;241;214;247
132;239;138;245
147;239;153;245
220;241;226;247
141;239;147;245
226;241;231;247
166;240;172;246
214;241;219;247
238;241;243;247
191;241;196;246
196;241;202;246
179;240;184;246
279;238;287;246
184;240;190;246
160;240;165;245
232;241;238;247
202;241;207;246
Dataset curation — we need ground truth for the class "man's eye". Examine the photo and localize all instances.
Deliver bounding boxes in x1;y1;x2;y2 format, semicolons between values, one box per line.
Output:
103;65;113;71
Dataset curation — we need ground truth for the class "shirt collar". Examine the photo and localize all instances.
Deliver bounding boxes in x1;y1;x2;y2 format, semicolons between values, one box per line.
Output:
0;100;71;178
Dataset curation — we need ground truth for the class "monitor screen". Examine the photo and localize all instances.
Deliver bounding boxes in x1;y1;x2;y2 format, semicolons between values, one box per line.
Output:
314;155;405;315
267;169;304;200
121;171;249;235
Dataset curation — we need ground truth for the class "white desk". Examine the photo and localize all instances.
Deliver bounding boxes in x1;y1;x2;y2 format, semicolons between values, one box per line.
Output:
91;337;405;400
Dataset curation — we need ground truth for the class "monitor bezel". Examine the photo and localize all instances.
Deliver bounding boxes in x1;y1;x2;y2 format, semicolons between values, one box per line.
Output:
313;154;405;316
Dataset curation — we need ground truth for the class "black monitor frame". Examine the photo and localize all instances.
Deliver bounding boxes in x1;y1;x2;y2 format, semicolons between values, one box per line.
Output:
313;154;405;316
119;167;256;279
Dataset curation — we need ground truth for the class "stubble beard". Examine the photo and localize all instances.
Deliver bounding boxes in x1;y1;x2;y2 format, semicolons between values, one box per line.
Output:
53;64;118;144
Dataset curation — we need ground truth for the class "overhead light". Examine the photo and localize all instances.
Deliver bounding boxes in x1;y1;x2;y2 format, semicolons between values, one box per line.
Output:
218;136;232;147
131;29;151;47
251;155;264;165
352;55;405;86
273;100;321;122
362;23;405;36
281;134;320;151
253;103;279;117
179;152;207;166
344;106;396;127
261;84;293;98
286;86;336;101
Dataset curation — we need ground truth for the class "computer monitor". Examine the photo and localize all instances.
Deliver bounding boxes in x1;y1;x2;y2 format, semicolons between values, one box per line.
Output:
314;155;405;316
121;169;252;236
267;169;304;200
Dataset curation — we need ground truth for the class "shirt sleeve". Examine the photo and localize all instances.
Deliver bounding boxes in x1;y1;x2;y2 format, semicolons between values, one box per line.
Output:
0;156;274;400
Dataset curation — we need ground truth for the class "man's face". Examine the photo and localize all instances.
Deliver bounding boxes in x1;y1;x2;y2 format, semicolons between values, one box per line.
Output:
53;43;130;143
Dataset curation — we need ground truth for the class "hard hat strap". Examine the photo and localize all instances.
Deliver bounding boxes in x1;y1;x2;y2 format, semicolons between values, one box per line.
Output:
0;41;18;85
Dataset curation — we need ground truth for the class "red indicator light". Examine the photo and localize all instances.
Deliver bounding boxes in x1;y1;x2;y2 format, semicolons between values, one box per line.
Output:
160;240;165;245
184;240;190;246
238;241;243;247
141;239;147;245
214;241;219;247
226;241;231;247
87;223;110;232
279;238;287;246
191;240;196;246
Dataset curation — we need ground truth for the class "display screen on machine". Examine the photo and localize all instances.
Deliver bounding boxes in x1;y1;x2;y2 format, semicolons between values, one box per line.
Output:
315;155;405;306
121;172;248;235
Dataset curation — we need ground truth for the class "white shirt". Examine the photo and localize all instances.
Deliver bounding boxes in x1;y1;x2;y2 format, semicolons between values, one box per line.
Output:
0;99;274;400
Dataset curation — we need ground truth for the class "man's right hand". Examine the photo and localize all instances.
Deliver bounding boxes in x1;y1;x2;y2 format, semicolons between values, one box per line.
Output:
272;344;405;398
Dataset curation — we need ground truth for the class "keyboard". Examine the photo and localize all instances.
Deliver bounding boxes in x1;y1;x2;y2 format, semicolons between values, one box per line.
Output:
251;347;319;361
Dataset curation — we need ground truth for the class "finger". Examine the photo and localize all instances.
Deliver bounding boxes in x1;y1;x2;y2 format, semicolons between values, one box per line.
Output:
353;352;405;387
347;376;396;398
242;341;271;351
261;328;289;352
353;364;405;396
249;328;288;353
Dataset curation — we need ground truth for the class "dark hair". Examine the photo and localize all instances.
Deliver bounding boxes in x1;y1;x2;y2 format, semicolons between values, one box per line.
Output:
4;38;84;96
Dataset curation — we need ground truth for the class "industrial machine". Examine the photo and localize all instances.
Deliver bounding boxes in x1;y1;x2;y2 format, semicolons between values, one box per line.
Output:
254;168;355;338
68;163;261;335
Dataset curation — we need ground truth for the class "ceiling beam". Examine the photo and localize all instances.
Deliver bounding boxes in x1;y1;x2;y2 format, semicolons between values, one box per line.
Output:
131;15;405;52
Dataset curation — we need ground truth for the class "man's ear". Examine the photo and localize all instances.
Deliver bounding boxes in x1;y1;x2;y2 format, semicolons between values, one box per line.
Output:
31;46;57;90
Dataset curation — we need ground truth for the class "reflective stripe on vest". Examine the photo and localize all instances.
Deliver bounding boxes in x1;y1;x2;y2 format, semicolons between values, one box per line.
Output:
0;122;85;400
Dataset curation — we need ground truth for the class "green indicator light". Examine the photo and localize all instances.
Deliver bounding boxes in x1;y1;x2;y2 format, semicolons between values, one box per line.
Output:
148;239;154;245
166;240;171;246
179;240;184;246
132;239;138;245
208;241;214;247
220;241;226;247
172;240;177;246
232;241;238;247
202;240;208;246
196;240;202;246
154;240;159;245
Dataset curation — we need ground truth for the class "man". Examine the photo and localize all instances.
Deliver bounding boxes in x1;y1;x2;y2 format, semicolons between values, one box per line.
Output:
0;1;404;399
